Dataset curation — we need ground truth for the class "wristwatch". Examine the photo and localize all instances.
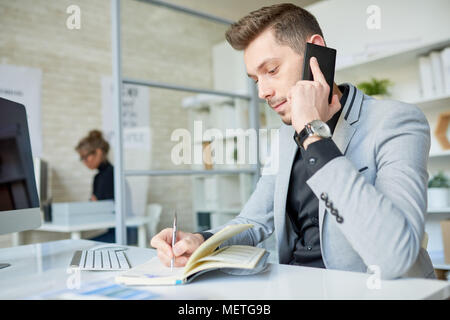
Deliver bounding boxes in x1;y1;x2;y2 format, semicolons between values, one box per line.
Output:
294;120;332;149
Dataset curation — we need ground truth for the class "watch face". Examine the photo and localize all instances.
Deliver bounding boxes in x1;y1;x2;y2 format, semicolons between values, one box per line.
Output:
310;120;332;138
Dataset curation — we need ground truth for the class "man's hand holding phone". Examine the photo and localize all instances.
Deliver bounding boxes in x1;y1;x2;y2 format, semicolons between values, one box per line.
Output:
289;56;341;150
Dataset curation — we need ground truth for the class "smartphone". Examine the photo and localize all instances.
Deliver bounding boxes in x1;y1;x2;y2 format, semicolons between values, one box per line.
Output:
301;42;337;104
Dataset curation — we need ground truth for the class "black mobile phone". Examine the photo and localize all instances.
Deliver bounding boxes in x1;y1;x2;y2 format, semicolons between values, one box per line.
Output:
301;42;337;104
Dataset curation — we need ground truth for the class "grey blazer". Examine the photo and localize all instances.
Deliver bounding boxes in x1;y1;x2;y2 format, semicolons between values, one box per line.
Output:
209;83;436;280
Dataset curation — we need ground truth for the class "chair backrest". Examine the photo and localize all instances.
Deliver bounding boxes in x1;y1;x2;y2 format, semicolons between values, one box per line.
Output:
146;203;162;239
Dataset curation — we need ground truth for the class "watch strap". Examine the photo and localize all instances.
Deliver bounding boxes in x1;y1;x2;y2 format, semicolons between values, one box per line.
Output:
294;125;312;149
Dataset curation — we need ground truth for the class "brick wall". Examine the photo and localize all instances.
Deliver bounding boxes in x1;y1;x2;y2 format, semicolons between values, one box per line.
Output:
0;0;227;247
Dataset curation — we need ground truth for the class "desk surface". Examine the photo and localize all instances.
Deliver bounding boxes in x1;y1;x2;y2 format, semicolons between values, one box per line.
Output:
0;240;449;300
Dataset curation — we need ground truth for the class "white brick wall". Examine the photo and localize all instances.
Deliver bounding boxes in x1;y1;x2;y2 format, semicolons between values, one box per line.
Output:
0;0;227;247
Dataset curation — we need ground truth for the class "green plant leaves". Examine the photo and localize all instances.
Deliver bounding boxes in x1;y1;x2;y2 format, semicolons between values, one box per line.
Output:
357;78;393;96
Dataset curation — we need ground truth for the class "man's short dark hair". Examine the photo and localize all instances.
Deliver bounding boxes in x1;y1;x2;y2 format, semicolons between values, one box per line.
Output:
225;3;324;54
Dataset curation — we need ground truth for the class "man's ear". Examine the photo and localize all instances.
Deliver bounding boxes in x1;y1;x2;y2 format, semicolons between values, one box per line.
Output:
307;34;326;47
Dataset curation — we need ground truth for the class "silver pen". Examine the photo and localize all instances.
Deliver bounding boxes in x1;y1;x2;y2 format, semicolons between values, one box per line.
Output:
170;211;177;271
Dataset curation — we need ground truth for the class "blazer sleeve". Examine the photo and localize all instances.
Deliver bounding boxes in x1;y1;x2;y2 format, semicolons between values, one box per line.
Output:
306;103;430;279
204;159;277;248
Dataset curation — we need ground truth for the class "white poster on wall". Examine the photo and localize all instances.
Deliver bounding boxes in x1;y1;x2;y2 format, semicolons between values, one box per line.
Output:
101;76;151;150
0;64;43;157
101;76;151;217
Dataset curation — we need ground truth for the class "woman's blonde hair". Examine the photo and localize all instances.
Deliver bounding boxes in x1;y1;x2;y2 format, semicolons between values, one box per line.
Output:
75;130;110;159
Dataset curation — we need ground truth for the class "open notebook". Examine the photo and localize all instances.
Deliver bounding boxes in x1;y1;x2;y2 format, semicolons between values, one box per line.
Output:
115;224;269;285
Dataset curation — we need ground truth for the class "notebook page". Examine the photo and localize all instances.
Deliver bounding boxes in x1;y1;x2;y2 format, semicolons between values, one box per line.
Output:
198;246;265;266
117;257;184;282
184;224;253;273
185;246;266;278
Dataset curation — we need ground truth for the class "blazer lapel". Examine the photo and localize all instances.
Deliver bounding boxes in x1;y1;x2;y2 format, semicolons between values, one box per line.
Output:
319;84;364;227
274;125;298;263
332;84;363;154
333;118;356;155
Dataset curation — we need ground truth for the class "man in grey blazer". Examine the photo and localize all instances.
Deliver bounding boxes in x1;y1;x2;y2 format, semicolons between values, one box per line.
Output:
151;3;436;280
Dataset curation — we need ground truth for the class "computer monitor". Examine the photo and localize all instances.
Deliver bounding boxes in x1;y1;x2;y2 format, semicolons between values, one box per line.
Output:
0;97;42;268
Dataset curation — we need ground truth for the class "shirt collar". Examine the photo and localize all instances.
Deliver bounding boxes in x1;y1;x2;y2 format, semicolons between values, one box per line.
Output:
98;161;111;172
326;84;349;134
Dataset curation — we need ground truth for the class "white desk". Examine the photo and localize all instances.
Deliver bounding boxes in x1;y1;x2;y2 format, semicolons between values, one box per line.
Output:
0;239;449;300
12;216;151;248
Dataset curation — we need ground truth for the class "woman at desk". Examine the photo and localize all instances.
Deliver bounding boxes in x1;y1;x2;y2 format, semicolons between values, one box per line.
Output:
75;130;136;244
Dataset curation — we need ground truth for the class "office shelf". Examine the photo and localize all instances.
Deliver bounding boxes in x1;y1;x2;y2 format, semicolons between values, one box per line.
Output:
429;150;450;159
183;81;282;230
428;207;450;214
110;0;262;242
429;251;450;271
124;78;251;100
336;38;450;75
124;168;257;177
408;94;450;110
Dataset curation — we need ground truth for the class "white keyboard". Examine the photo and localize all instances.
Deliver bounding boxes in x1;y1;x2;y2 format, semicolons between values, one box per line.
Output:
70;249;131;271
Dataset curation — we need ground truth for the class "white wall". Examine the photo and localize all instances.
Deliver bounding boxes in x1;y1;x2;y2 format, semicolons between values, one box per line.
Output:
307;0;450;63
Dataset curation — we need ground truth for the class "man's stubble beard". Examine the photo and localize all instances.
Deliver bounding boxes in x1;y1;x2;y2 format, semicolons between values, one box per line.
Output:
280;112;292;125
278;107;292;126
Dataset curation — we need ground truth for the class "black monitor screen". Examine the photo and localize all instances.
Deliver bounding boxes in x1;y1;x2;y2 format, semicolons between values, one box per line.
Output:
0;97;39;211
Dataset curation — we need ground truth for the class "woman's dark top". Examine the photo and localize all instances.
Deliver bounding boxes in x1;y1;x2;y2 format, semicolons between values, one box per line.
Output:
93;161;114;200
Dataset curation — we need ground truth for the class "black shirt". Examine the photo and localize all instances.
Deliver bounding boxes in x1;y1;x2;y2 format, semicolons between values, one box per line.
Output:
93;161;114;200
286;84;349;268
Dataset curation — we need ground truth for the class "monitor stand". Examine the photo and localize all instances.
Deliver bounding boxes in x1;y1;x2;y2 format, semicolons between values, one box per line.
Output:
0;263;11;269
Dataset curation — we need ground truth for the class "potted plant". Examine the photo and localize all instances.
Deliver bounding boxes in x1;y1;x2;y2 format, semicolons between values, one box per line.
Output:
357;78;393;99
428;172;450;209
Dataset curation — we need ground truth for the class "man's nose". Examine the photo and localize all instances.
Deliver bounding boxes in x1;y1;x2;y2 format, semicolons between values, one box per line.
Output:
258;81;274;101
